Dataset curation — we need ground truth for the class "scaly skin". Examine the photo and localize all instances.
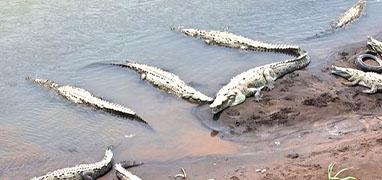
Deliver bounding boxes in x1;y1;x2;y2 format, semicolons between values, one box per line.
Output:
173;27;300;56
27;77;147;124
334;0;366;28
367;36;382;55
111;62;213;103
210;52;310;114
174;27;302;56
115;161;143;180
31;147;113;180
331;65;382;94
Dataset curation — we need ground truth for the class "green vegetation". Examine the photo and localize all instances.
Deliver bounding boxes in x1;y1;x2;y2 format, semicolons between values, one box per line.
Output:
328;162;356;180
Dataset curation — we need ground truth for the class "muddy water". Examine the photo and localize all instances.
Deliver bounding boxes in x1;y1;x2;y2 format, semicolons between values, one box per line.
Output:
1;0;382;178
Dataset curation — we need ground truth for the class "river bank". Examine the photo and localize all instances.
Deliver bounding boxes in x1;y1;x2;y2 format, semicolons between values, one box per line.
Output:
112;33;382;180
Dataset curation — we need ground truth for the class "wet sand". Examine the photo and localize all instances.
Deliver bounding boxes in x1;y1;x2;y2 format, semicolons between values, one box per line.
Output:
105;33;382;179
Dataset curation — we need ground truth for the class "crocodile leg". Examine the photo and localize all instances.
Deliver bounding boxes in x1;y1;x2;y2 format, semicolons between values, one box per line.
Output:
204;39;212;44
80;172;94;180
140;73;147;80
362;85;378;94
249;86;265;101
232;91;246;106
240;45;248;50
264;69;277;90
342;78;361;86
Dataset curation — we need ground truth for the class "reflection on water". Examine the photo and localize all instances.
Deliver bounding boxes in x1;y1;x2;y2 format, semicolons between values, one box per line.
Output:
1;0;382;178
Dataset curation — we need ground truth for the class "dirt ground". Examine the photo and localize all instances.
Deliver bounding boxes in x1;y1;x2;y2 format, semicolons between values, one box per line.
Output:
191;36;382;179
166;39;382;180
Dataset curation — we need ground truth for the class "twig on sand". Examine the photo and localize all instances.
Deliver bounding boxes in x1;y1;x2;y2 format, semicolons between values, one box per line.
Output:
328;162;356;180
174;168;187;179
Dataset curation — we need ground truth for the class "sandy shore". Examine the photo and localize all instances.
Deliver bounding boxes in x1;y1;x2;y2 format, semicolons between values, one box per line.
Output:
100;33;382;180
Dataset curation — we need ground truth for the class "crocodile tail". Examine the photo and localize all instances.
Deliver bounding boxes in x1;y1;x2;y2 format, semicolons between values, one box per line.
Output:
105;146;113;157
109;62;130;68
119;160;144;169
102;146;114;163
278;50;310;70
282;50;308;62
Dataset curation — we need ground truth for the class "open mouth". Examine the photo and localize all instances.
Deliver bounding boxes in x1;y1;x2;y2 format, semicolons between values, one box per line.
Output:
210;104;223;114
330;66;338;73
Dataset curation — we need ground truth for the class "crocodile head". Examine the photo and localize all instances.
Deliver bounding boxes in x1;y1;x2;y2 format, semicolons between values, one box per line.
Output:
210;88;245;114
330;65;354;79
367;36;382;55
26;77;59;88
178;28;200;37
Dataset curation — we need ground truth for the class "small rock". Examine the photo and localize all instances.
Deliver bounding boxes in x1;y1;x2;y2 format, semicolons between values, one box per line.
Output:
340;51;349;56
230;176;240;180
256;168;267;173
124;134;136;138
286;153;299;159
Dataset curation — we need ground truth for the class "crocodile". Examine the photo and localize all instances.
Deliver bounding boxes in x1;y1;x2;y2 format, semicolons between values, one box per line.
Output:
27;77;147;124
173;27;302;56
115;161;143;180
331;65;382;94
210;51;310;114
110;61;213;103
334;0;366;28
367;36;382;55
31;146;113;180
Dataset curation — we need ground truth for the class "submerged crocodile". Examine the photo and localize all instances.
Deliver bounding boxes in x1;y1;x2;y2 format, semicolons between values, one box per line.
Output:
110;61;213;103
334;0;366;28
174;27;301;56
209;52;310;113
27;77;147;124
115;161;143;180
367;36;382;55
303;0;366;40
331;65;382;94
31;146;113;180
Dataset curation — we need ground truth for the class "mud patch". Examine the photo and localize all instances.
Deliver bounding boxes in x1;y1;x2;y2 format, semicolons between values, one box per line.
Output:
302;92;338;107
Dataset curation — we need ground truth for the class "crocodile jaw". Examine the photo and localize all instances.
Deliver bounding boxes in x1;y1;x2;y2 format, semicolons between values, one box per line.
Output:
27;77;59;88
330;65;353;79
210;90;243;114
367;36;382;55
180;28;200;37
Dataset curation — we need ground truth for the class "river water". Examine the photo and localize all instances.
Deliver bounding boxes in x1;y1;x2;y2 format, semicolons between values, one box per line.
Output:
1;0;382;179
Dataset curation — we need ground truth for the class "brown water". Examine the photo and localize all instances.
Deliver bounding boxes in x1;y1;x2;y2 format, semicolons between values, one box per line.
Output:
1;0;382;179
